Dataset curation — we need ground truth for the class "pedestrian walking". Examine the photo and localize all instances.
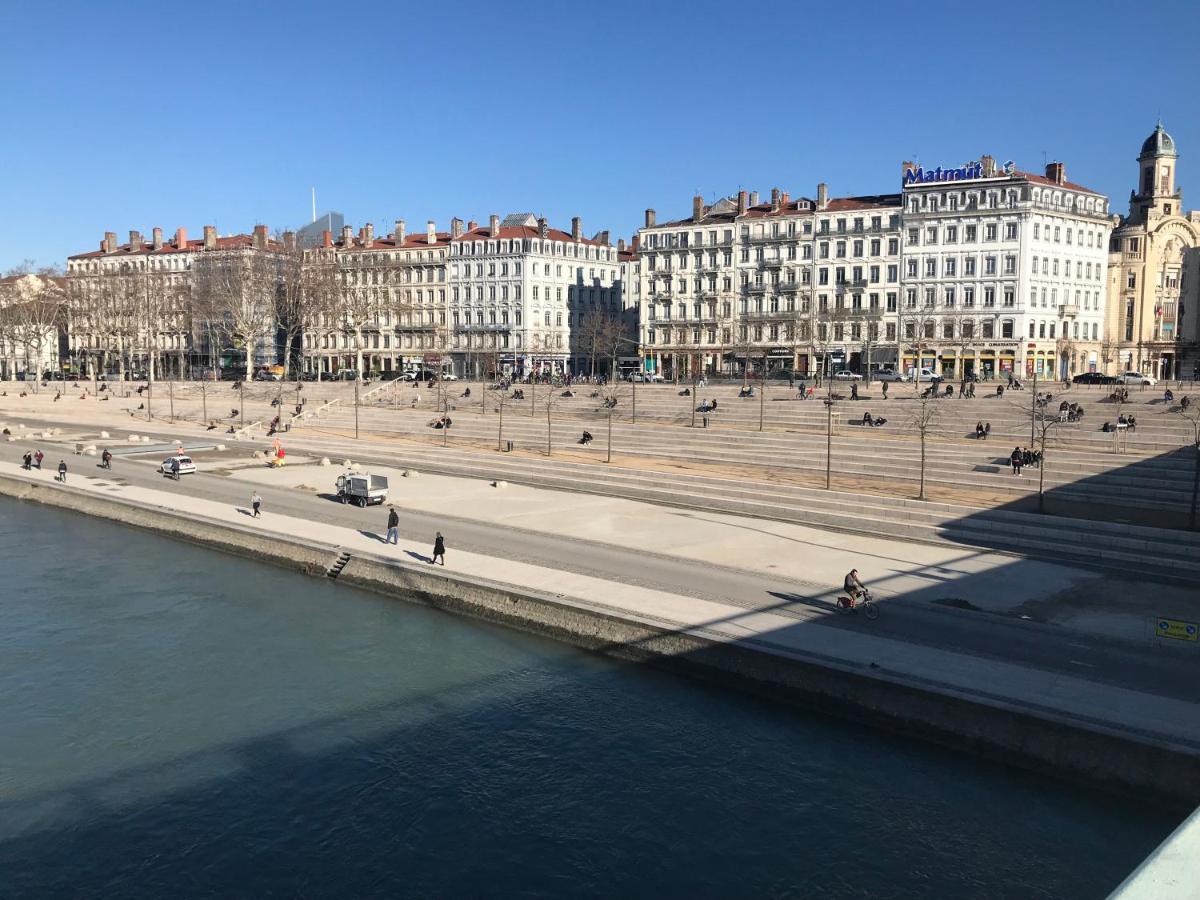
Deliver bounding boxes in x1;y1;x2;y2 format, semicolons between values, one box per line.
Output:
22;450;32;470
57;460;67;483
881;382;889;400
1010;447;1023;476
431;531;445;565
386;505;399;544
34;449;44;469
251;491;262;517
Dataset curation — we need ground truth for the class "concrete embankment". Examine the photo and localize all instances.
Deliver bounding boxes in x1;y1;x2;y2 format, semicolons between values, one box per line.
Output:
2;472;1197;811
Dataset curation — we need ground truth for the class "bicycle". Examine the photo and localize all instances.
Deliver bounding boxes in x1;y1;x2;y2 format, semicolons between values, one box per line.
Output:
835;588;879;620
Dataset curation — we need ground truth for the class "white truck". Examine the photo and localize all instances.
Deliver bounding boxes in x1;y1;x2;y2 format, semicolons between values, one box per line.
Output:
335;472;389;507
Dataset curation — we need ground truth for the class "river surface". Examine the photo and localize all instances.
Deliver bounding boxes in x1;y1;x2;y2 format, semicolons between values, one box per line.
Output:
0;497;1177;898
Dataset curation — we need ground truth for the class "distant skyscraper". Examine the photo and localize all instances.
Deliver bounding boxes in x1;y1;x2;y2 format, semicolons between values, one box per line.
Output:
298;211;344;247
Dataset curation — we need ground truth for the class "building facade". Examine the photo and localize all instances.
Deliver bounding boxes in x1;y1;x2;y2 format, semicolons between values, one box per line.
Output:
302;220;451;377
636;187;901;379
899;157;1111;380
65;225;280;378
1105;124;1200;379
449;213;624;378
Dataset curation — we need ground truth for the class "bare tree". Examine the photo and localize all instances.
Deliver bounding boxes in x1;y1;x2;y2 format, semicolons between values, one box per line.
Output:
1;274;67;390
192;249;276;378
1011;381;1067;514
906;381;943;502
272;234;340;380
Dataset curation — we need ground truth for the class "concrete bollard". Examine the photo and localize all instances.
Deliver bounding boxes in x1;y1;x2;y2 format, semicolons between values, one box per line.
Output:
492;480;507;489
100;431;110;439
319;457;331;467
140;436;151;443
215;444;226;451
402;469;418;478
128;434;140;442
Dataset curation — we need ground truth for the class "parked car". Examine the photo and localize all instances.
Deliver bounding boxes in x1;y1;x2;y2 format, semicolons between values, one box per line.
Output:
1119;371;1157;386
627;372;664;383
873;369;908;382
908;367;943;383
832;370;862;381
1072;372;1117;385
335;472;389;507
438;372;459;381
158;454;196;476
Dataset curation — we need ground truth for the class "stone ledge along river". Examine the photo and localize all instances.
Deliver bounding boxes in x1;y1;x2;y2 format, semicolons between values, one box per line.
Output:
0;496;1178;898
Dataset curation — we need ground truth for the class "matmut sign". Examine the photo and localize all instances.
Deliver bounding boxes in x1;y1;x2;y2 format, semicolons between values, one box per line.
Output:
903;162;984;185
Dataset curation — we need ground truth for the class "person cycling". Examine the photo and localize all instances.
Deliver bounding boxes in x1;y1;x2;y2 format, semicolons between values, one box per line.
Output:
843;569;866;606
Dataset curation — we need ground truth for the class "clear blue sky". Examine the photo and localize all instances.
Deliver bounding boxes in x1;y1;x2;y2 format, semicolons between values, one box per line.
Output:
2;0;1197;271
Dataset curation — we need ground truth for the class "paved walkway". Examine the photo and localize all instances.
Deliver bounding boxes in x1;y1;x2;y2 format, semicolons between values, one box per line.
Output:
5;460;1199;753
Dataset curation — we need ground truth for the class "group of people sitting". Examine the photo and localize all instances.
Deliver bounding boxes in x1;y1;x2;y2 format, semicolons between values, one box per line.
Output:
511;389;526;400
1108;387;1131;402
1102;415;1137;432
860;412;888;428
1057;401;1085;423
696;398;719;413
737;385;755;398
602;396;618;409
579;430;594;445
975;421;993;440
428;415;453;429
1010;446;1042;471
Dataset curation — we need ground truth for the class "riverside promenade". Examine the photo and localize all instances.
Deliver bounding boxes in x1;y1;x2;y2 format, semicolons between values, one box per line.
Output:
2;452;1199;808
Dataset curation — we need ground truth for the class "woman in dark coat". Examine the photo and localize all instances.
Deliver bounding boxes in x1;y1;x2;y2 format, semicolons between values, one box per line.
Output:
432;532;446;566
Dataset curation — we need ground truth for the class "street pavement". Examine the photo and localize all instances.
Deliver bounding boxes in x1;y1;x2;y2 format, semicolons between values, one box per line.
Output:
23;435;1199;707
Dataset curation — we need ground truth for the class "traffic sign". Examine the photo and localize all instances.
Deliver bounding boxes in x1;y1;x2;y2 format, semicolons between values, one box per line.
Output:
1156;618;1198;642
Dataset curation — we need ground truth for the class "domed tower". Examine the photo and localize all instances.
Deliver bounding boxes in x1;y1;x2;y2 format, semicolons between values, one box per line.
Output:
1130;122;1181;224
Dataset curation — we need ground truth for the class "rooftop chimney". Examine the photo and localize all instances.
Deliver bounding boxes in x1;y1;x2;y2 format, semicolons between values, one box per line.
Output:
283;230;296;249
1045;161;1065;184
692;195;704;222
749;191;760;207
617;238;626;253
322;230;333;248
781;191;790;207
489;214;500;238
644;208;656;228
770;187;781;211
253;224;269;249
203;225;217;250
174;227;187;249
598;230;610;246
737;191;748;215
816;183;828;210
341;225;353;245
426;220;436;244
152;227;163;250
103;231;117;253
467;220;478;231
364;223;374;244
538;217;548;238
129;230;142;251
571;216;582;240
395;219;406;244
981;155;997;177
451;217;464;239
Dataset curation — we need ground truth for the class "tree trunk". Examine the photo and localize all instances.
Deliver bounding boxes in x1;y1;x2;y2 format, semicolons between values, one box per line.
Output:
545;401;552;456
825;398;833;490
918;430;927;501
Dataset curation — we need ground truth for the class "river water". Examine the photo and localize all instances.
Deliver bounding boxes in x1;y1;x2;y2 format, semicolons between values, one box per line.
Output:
0;497;1176;898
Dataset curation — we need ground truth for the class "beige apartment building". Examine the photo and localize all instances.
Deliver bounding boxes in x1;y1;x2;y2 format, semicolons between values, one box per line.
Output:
1105;123;1200;380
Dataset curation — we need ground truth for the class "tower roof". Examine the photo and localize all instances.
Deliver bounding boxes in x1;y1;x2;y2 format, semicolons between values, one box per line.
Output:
1139;123;1177;159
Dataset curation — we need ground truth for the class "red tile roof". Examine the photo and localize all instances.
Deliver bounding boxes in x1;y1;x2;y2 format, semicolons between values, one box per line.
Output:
332;233;451;251
68;234;277;260
1017;171;1102;197
451;224;603;246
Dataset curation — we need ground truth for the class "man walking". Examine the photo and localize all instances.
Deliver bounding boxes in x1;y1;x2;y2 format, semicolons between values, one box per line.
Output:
34;449;43;470
1010;446;1023;477
57;459;67;483
251;491;262;517
385;505;399;544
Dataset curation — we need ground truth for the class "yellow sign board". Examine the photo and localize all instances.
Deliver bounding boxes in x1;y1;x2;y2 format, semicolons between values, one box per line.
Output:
1156;618;1198;642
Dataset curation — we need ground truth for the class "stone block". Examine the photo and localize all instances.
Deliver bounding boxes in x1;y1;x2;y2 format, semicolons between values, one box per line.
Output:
492;480;507;489
127;434;140;442
319;457;331;467
100;431;110;438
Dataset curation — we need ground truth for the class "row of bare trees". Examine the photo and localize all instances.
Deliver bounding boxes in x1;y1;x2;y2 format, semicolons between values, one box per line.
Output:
0;264;69;389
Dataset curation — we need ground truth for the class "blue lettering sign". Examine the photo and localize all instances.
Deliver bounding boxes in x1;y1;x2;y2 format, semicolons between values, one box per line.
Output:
903;162;984;185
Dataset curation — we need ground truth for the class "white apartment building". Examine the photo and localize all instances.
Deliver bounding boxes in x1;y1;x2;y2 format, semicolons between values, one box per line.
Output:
636;187;902;378
899;157;1111;380
449;213;624;378
65;225;276;378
